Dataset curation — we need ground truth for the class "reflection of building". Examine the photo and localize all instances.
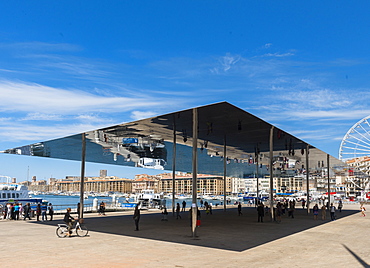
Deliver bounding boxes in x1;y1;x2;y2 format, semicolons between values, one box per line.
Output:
132;174;160;193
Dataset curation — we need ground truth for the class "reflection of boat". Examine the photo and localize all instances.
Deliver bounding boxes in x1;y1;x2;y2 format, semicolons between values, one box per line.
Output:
0;184;42;206
87;131;167;169
137;157;166;170
137;190;166;209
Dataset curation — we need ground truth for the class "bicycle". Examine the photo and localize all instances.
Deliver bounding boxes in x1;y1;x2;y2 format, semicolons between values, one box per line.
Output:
56;219;89;238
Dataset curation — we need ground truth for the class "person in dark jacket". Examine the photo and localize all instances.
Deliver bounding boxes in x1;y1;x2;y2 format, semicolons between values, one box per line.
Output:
133;204;140;231
23;203;32;220
64;208;75;236
48;203;54;221
257;202;265;222
36;203;41;221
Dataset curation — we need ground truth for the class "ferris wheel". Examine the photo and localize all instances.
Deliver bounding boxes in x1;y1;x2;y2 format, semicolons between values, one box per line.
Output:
339;115;370;161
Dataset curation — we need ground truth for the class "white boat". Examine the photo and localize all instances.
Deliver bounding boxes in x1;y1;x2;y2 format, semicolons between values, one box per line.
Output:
0;184;42;206
136;190;166;209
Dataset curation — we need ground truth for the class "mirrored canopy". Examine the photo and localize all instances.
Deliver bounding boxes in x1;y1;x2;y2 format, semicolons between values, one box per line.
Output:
1;102;344;178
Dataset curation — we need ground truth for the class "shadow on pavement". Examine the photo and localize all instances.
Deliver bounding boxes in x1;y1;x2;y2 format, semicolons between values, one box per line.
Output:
37;207;358;252
342;244;370;268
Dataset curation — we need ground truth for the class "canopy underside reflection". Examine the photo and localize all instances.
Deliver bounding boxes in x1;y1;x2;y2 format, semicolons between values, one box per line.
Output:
1;102;344;177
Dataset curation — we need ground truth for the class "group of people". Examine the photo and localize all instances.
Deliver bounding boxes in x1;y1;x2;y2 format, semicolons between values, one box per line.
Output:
35;203;54;221
1;202;23;220
1;202;53;221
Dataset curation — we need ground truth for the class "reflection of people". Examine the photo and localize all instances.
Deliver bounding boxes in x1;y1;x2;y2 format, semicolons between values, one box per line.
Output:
133;205;140;231
64;208;75;236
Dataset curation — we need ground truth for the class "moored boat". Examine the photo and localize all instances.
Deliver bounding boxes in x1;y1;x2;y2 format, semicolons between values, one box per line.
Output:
0;184;42;206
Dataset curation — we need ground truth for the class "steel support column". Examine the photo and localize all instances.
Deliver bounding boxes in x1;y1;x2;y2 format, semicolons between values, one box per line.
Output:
172;117;177;216
327;154;330;206
223;136;227;211
79;133;86;220
256;154;259;204
306;144;310;213
269;126;274;222
191;108;198;238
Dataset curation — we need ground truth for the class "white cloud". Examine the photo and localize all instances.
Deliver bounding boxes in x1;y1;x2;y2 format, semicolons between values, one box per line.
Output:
21;113;63;121
262;52;294;57
0;119;117;144
0;80;164;114
0;41;81;52
211;53;241;74
130;111;157;121
264;43;273;49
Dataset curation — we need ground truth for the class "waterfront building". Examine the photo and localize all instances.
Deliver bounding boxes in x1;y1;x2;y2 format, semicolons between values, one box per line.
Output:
55;176;132;193
158;172;234;195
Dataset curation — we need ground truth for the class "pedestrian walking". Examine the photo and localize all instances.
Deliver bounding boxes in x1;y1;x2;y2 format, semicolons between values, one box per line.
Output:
176;203;182;219
276;202;282;223
288;201;295;218
360;204;366;217
14;203;20;220
48;203;54;221
302;199;306;209
182;200;186;212
338;200;343;212
99;201;106;216
36;203;41;221
133;204;140;231
41;203;48;221
23;203;32;220
321;204;326;220
237;202;242;216
161;207;168;221
330;203;336;221
313;204;319;220
257;202;264;222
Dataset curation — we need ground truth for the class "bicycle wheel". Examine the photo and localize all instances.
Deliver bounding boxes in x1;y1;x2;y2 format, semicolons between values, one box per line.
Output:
76;224;89;237
56;226;68;238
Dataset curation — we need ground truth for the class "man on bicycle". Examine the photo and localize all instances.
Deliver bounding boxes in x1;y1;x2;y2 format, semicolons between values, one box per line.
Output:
63;208;75;237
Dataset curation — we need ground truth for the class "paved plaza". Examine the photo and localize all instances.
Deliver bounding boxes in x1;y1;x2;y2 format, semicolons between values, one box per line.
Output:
1;203;369;268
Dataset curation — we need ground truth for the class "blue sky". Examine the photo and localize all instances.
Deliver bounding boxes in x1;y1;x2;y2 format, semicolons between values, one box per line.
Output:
1;1;370;182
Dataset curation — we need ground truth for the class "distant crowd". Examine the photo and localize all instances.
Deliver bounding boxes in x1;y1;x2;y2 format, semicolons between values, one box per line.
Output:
0;202;54;221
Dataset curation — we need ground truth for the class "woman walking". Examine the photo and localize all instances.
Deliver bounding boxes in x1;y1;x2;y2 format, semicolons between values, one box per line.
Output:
313;204;319;220
133;205;140;231
321;204;326;220
176;203;182;219
360;204;366;217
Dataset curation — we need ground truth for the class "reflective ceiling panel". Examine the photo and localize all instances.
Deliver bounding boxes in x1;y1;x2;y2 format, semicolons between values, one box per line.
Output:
1;102;344;178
